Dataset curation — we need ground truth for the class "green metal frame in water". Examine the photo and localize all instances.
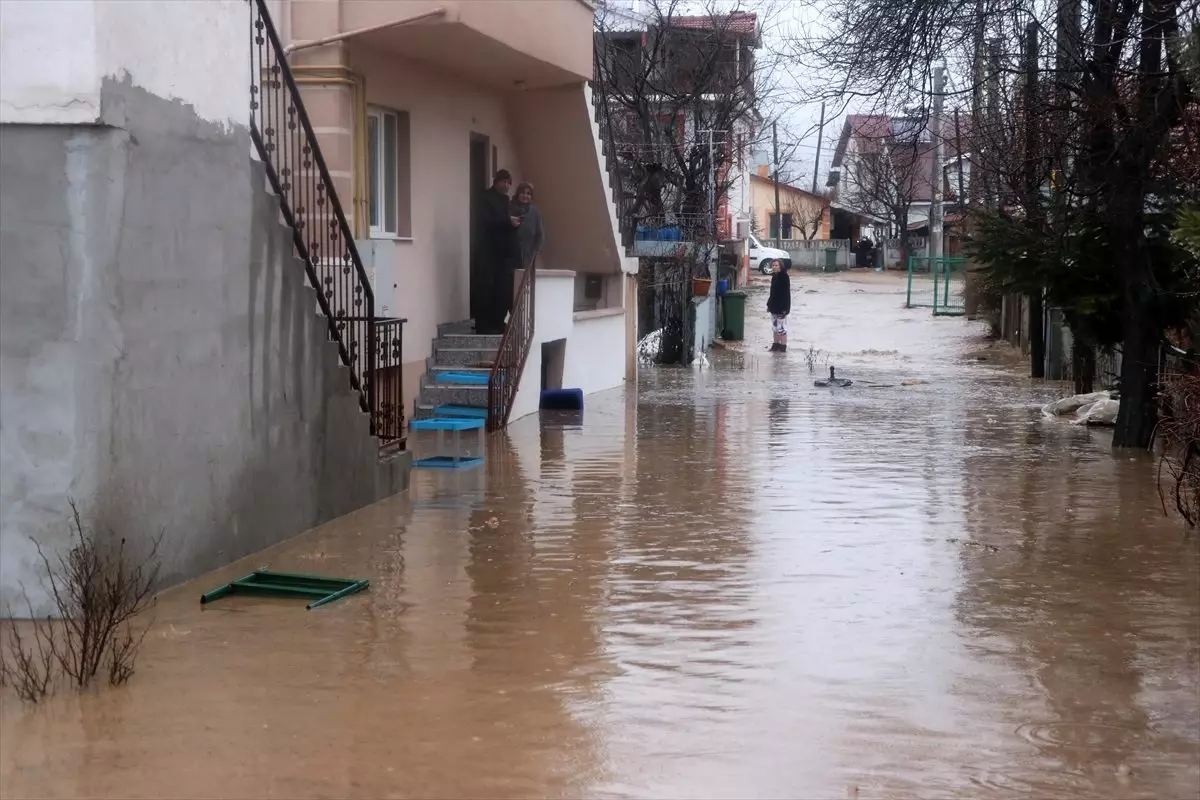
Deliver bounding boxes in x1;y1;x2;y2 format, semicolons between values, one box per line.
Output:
906;256;967;316
200;570;369;610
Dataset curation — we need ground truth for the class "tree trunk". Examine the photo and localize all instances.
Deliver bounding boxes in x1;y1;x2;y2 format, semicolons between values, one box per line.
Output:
1029;291;1046;379
1072;337;1096;395
1113;301;1160;448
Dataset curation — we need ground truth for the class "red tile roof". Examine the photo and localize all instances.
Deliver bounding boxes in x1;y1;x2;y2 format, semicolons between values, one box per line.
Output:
669;12;758;37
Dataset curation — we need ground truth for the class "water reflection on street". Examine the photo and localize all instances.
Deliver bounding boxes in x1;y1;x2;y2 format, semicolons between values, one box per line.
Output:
2;272;1197;799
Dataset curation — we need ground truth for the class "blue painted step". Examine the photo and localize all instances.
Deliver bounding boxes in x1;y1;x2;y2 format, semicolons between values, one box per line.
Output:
434;370;489;386
413;455;484;470
434;404;488;419
411;417;485;432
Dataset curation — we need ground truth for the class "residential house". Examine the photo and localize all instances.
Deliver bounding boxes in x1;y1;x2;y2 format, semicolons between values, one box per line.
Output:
593;5;760;246
826;114;967;241
0;0;633;611
749;166;831;243
593;3;761;359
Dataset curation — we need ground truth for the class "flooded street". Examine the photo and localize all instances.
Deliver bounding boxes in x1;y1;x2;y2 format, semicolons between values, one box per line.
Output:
2;272;1197;799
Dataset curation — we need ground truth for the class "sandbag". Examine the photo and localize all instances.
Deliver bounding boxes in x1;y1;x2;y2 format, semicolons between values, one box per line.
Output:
1042;391;1112;418
1070;397;1120;426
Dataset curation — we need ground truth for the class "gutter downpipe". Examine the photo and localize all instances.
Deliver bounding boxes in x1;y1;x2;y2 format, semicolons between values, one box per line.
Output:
284;8;448;55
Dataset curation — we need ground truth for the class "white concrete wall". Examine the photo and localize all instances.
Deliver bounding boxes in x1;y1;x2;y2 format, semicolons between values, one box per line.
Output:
0;0;100;123
511;271;576;422
0;0;249;128
563;310;627;393
508;271;627;423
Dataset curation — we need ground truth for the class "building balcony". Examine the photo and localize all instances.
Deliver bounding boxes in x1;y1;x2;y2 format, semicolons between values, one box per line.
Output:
290;0;595;90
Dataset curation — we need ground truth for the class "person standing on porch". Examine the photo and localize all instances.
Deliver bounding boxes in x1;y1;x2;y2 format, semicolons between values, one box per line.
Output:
511;181;545;271
478;169;520;335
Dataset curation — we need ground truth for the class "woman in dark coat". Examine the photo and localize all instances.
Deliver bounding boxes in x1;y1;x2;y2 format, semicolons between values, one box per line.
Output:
766;260;791;352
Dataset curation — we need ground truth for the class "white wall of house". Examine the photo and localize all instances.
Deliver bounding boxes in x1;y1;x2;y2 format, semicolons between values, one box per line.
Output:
564;310;627;392
510;271;627;423
0;0;249;127
726;117;755;235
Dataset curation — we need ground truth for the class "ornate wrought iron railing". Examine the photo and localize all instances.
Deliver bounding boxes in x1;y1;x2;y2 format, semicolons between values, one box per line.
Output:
373;317;407;446
487;266;536;432
248;0;378;424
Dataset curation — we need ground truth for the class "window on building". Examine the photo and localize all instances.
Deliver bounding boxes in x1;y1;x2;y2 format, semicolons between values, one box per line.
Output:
367;107;411;238
769;212;793;240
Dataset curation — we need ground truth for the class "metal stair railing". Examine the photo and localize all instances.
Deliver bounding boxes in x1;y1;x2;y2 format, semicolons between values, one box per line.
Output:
248;0;387;433
487;265;536;432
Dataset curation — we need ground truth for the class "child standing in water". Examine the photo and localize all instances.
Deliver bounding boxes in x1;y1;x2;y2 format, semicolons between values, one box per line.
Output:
767;259;791;352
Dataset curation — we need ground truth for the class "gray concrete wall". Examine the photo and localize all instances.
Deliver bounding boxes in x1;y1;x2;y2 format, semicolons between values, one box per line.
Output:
0;78;408;614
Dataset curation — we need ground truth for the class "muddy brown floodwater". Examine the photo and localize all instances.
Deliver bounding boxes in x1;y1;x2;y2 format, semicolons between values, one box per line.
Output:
2;272;1198;799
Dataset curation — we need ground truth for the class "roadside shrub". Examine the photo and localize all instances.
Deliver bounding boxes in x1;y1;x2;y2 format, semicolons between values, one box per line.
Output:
0;502;161;703
1158;372;1200;530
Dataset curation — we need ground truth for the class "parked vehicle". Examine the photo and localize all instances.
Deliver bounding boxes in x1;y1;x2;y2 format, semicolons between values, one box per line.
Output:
749;234;792;273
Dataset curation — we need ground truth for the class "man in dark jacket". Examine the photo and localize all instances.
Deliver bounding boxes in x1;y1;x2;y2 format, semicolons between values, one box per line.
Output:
766;259;791;352
477;169;521;334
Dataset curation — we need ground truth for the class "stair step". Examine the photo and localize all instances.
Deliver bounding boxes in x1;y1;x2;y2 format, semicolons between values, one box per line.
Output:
411;416;486;432
413;455;485;470
438;334;502;350
429;365;490;375
433;371;489;386
433;347;498;367
434;404;488;419
437;319;476;336
418;383;489;408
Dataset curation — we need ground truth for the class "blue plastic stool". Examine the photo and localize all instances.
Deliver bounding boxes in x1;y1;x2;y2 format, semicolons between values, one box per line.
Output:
411;417;485;469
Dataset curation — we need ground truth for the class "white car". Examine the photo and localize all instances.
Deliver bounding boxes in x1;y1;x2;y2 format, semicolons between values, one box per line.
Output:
748;234;792;274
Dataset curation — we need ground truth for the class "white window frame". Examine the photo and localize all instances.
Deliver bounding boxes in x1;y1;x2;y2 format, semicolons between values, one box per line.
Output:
367;106;401;238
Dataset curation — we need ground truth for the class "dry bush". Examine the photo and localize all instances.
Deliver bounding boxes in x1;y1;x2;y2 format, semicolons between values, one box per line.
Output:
0;603;56;704
1158;372;1200;530
1;501;161;703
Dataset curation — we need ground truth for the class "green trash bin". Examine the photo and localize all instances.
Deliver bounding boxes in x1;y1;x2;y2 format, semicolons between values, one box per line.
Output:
824;248;839;272
722;290;747;341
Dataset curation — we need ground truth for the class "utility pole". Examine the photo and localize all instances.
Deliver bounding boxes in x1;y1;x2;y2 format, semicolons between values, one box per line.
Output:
772;121;781;245
1055;0;1086;387
812;102;826;195
968;0;985;207
985;38;1002;211
929;65;947;263
1023;21;1046;379
954;108;965;204
707;128;716;239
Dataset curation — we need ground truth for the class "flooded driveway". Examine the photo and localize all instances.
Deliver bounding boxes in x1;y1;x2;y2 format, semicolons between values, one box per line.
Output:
3;273;1198;799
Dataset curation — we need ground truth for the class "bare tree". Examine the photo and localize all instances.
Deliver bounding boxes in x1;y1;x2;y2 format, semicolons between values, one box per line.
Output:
594;0;781;250
594;0;782;363
766;183;828;241
839;122;932;262
792;0;1198;448
787;191;828;240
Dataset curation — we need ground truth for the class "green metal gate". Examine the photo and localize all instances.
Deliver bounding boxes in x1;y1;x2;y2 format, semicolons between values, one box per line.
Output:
906;256;967;316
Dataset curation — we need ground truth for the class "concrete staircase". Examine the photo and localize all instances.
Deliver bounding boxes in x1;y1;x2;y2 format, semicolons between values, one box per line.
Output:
413;321;502;420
